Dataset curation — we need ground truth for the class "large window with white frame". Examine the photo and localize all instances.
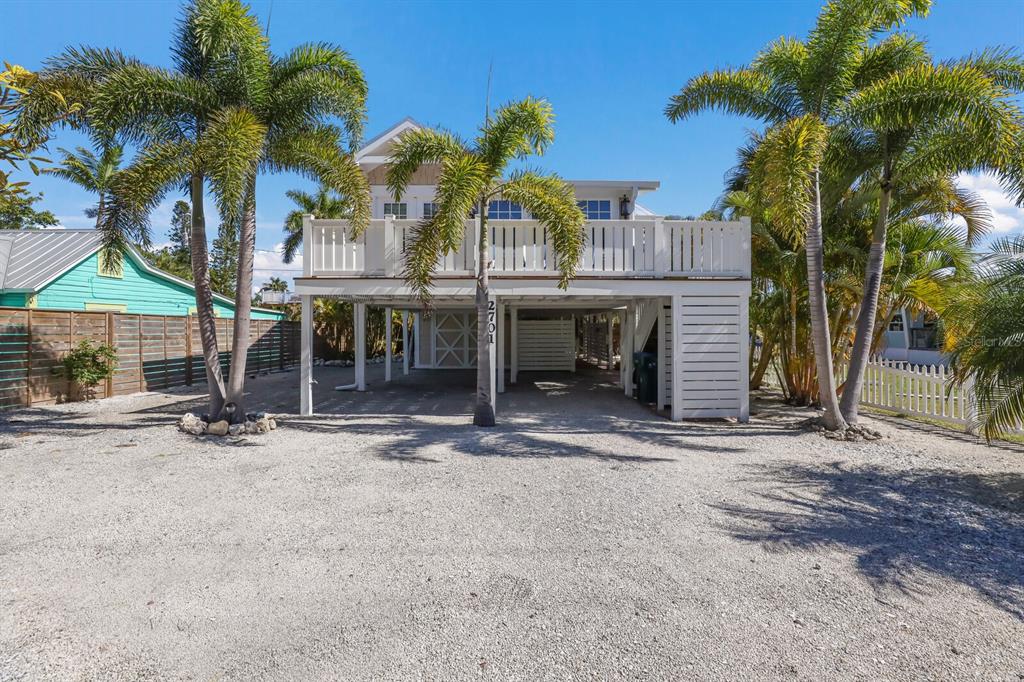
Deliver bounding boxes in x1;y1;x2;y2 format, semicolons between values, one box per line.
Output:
422;202;437;219
383;202;408;219
488;200;523;220
577;199;612;220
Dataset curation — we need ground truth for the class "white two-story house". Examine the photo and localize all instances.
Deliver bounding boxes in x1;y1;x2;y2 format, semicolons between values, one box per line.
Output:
294;118;752;422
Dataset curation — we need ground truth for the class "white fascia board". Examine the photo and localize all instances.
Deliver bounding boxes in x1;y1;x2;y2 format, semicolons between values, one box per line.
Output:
568;180;660;193
354;118;424;162
293;276;750;299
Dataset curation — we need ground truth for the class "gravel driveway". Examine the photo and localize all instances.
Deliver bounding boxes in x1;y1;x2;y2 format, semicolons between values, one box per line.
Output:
1;366;1022;680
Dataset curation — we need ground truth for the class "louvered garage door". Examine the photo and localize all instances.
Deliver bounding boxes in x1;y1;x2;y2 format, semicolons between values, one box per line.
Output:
518;319;574;371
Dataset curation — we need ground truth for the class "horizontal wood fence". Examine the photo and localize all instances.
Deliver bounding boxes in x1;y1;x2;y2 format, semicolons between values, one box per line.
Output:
838;356;1024;435
0;307;299;409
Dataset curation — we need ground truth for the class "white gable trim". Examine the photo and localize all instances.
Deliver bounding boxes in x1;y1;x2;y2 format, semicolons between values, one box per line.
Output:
355;117;425;167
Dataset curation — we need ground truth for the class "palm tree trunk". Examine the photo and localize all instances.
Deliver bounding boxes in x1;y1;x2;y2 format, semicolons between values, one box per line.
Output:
806;169;847;431
188;173;227;417
225;175;257;423
474;201;496;427
751;337;774;390
840;167;892;424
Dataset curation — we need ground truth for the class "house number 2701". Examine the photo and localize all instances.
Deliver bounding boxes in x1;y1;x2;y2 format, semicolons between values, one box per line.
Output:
487;300;496;343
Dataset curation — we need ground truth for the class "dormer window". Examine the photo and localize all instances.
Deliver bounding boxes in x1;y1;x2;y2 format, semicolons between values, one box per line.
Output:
487;200;523;220
383;202;407;219
577;200;612;220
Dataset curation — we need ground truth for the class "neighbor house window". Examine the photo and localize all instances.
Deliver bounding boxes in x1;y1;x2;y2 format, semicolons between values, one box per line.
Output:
96;248;123;278
383;202;407;219
422;202;437;219
577;200;612;220
888;314;904;332
487;200;523;220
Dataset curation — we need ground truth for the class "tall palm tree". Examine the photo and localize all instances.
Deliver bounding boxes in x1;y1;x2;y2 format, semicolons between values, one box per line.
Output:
44;144;124;227
666;0;931;431
263;276;287;293
385;99;586;426
838;44;1024;423
281;186;349;264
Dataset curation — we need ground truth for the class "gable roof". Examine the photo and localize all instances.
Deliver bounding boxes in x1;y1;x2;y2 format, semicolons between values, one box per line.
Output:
0;229;281;315
0;230;101;291
355;117;426;169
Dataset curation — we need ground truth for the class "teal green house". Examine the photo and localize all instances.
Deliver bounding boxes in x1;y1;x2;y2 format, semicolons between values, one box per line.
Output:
0;230;284;319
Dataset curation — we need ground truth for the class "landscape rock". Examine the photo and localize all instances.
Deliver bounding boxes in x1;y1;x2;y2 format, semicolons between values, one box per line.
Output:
178;413;207;435
228;423;244;436
206;420;230;436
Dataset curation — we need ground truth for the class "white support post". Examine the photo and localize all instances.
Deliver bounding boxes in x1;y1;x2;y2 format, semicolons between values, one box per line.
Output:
671;294;684;421
656;299;666;411
607;313;614;370
300;294;313;415
401;310;410;375
738;294;750;423
622;304;634;395
384;306;392;382
302;215;313;277
383;215;396;277
497;299;506;393
414;312;422;367
354;302;366;391
653;216;668;275
510;306;518;384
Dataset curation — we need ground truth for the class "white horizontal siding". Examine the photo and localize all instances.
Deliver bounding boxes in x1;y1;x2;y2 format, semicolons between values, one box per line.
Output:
675;295;743;419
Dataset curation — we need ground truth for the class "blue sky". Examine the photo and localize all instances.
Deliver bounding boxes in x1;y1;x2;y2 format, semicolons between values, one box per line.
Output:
5;0;1023;287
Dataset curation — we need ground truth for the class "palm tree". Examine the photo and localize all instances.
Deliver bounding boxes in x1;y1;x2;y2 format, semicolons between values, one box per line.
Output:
948;236;1024;440
666;0;934;431
281;186;349;264
385;99;586;426
19;0;369;422
837;43;1024;423
44;144;124;227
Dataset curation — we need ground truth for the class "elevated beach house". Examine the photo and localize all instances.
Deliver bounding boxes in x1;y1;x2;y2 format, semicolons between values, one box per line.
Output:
294;119;751;421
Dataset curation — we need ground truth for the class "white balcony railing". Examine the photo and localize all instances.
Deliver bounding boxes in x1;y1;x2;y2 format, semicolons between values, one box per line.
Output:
302;217;751;279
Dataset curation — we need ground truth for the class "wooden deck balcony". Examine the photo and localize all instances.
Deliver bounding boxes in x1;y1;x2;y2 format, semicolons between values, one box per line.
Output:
302;216;751;280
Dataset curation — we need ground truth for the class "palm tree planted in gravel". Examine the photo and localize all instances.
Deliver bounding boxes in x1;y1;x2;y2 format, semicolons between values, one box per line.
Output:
44;143;124;228
19;0;370;422
666;0;941;432
385;98;586;426
281;185;350;264
837;43;1024;424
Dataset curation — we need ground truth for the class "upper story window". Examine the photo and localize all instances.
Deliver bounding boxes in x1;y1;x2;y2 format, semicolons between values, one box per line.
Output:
423;202;437;219
383;202;407;219
488;200;523;220
888;314;904;332
577;199;612;220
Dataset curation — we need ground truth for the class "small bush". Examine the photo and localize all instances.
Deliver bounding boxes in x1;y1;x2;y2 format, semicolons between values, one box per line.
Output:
62;340;118;400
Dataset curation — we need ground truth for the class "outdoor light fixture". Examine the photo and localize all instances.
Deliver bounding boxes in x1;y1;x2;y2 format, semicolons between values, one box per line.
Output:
619;195;633;219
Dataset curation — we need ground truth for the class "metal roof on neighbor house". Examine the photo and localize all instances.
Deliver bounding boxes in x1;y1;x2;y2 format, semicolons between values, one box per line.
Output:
0;229;102;291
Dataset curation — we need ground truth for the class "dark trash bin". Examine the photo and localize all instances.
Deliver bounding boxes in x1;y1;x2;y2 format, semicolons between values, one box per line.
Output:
633;351;658;404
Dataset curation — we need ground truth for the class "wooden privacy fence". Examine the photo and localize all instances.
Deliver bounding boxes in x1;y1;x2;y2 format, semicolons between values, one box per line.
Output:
838;356;1024;435
0;307;300;409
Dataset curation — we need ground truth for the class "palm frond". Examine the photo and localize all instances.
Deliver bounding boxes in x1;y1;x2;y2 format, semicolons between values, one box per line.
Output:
385;127;467;201
199;106;265;224
666;69;795;124
477;97;555;172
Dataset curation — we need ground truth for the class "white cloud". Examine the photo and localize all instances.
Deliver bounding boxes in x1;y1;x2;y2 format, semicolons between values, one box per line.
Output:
956;172;1024;236
252;242;302;294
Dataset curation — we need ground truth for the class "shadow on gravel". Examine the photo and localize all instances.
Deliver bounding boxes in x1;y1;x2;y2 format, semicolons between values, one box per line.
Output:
713;461;1024;620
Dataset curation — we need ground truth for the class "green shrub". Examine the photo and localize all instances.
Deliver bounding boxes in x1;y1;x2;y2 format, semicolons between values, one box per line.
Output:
61;340;118;400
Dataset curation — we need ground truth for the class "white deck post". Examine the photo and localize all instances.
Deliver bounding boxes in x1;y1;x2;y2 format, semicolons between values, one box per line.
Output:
414;313;422;367
497;299;506;393
300;294;313;415
607;313;614;370
622;304;634;395
738;294;750;423
384;306;392;382
510;306;518;384
401;310;410;375
671;294;684;421
354;302;366;391
656;299;666;411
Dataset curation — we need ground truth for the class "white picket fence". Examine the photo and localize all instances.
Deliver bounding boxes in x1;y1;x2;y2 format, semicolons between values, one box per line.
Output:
839;356;1023;435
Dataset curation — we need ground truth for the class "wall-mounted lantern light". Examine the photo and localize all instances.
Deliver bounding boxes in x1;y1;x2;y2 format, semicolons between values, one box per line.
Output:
619;195;633;219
